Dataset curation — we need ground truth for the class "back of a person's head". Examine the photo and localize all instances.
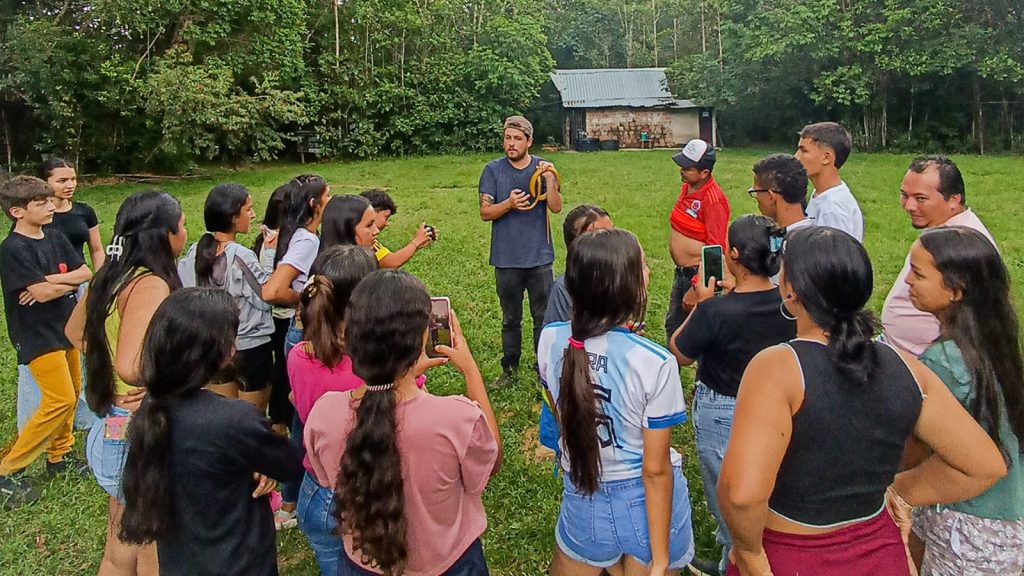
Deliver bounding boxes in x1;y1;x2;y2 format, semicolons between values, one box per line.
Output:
336;270;430;575
119;288;238;544
752;154;809;207
561;228;646;494
800;122;853;169
562;204;611;249
197;183;250;285
0;175;49;220
782;227;877;385
321;194;372;249
918;226;1024;453
360;188;397;214
299;245;378;368
908;155;966;205
275;174;327;266
728;215;785;279
85;190;184;417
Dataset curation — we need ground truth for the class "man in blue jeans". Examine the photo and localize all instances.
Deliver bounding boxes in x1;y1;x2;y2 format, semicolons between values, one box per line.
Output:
479;116;562;387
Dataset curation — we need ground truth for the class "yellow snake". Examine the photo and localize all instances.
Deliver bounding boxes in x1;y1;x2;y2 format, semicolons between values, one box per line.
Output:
524;165;561;242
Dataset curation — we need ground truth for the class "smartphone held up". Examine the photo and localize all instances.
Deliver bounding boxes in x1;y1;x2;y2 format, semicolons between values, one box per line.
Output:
427;297;453;358
701;245;724;295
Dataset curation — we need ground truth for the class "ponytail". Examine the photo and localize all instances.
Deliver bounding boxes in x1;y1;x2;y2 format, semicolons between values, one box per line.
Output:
194;233;219;286
119;397;173;543
826;310;879;387
728;215;784;279
558;337;603;494
300;275;346;369
335;389;407;575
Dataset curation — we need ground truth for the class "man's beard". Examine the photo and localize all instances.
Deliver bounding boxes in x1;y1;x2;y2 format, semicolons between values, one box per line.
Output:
505;148;527;162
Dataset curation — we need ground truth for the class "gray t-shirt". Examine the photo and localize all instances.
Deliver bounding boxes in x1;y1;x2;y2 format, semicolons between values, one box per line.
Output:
543;274;571;326
279;227;319;293
478;155;555;269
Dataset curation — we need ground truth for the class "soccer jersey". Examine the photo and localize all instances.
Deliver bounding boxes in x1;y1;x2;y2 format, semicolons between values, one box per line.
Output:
668;175;730;248
537;322;686;481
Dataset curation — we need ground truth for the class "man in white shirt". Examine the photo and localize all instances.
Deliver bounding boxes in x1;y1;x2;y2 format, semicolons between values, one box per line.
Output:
795;122;864;242
882;155;995;355
750;153;812;233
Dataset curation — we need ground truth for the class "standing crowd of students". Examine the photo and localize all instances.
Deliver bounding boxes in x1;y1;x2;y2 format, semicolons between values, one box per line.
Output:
0;114;1021;576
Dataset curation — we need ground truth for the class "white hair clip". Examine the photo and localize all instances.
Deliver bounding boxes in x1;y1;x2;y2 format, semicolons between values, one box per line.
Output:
106;235;125;261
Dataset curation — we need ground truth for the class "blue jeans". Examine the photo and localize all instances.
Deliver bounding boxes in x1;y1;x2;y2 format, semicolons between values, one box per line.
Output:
18;362;98;432
86;406;131;502
556;467;694;569
297;472;342;576
281;318;304;505
340;537;490;576
692;382;736;572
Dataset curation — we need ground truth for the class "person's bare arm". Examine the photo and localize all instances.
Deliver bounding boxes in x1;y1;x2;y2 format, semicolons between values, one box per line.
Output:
892;353;1007;505
538;162;562;214
87;226;106;269
480;192;523;221
378;224;433;269
21;280;77;303
261;264;300;307
668;313;697;366
45;263;92;287
718;347;799;574
641;427;674;574
114;276;171;385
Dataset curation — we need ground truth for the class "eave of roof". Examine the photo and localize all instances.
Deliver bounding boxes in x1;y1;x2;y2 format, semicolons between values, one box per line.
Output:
550;68;700;109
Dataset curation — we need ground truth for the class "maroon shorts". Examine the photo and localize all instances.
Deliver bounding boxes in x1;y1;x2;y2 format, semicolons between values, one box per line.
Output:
726;509;911;576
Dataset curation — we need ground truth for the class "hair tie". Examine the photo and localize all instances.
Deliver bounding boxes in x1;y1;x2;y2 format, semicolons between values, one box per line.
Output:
106;235;125;261
302;274;319;297
568;337;585;350
768;235;784;254
365;382;394;392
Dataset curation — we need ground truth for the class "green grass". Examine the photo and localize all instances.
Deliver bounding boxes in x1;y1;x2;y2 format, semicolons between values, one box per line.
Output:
1;148;1023;575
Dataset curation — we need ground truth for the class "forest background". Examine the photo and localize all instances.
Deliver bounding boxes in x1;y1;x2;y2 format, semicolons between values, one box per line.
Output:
1;0;1022;174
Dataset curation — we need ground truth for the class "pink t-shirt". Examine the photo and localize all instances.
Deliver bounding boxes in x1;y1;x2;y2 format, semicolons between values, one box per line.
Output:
881;209;995;356
287;343;426;424
304;390;498;576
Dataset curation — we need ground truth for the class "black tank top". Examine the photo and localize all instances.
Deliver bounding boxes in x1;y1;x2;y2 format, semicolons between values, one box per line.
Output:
768;339;923;527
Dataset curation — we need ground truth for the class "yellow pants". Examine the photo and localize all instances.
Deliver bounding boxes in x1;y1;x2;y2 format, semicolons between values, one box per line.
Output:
0;348;81;475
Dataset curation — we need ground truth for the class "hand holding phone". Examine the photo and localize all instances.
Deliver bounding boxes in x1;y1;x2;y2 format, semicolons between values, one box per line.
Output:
701;245;725;296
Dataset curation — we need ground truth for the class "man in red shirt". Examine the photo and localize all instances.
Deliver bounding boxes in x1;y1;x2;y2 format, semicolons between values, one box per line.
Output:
665;139;730;341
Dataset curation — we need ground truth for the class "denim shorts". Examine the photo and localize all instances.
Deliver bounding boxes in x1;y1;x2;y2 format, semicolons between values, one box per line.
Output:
86;406;131;502
556;467;694;569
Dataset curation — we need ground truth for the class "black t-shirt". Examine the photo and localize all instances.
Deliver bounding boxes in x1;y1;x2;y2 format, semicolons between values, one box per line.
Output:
0;231;84;364
158;390;304;576
675;288;796;397
47;202;99;259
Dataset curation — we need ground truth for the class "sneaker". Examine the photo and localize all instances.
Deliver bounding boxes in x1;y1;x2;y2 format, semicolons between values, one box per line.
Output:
0;472;39;510
274;507;297;531
489;368;518;389
687;557;723;576
46;454;91;478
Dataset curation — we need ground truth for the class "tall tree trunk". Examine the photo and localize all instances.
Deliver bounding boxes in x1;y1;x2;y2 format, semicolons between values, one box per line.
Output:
333;0;340;69
701;1;707;53
651;0;658;66
973;74;984;154
908;88;914;139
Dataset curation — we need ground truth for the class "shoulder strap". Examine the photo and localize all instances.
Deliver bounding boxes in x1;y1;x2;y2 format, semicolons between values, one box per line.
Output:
225;242;263;295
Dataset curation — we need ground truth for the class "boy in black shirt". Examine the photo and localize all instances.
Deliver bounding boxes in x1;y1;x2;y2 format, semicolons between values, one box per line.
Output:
0;176;91;508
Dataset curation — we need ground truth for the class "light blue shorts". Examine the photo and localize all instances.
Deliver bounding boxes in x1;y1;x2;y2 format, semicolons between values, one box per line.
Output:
556;467;694;569
86;406;131;502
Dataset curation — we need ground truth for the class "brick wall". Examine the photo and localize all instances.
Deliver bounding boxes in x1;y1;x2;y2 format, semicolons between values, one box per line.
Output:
583;108;700;148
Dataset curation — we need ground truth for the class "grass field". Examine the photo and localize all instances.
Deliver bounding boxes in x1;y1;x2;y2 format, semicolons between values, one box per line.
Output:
1;148;1022;575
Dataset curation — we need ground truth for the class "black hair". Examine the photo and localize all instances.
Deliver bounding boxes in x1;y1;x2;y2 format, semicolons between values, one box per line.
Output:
562;204;611;249
0;175;51;220
85;190;184;416
782;226;878;386
918;226;1024;459
196;183;250;286
335;270;431;575
800;122;853;169
752;153;809;207
119;288;239;543
360;188;397;215
908;155;966;205
274;174;328;268
299;245;379;369
728;215;784;278
561;229;647;494
39;157;74;180
252;183;289;253
321;194;373;250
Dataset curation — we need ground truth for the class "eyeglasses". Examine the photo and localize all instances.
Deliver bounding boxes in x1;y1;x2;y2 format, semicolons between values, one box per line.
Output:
747;187;773;198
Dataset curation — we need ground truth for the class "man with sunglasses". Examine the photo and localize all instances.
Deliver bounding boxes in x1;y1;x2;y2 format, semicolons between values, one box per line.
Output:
749;154;812;233
665;139;730;342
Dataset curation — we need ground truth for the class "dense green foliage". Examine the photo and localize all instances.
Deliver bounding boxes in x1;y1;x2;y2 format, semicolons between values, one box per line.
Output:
1;1;1022;173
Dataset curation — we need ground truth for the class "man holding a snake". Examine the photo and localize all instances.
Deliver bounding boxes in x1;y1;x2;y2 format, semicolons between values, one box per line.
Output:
479;115;562;388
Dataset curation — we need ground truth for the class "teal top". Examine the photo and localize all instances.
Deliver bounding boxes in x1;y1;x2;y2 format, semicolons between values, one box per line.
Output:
920;340;1024;520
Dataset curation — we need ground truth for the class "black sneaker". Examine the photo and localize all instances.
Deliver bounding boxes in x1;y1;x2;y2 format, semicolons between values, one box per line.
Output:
489;368;518;389
46;454;91;478
0;472;39;510
687;557;723;576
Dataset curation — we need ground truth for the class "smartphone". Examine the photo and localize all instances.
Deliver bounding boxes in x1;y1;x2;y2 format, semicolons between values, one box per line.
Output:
701;245;724;295
427;297;452;358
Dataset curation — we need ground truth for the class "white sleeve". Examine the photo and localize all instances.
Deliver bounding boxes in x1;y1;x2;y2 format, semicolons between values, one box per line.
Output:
643;357;688;429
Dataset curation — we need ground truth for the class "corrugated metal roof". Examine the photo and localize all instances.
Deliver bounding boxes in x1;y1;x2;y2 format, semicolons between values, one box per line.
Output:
550;68;699;109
